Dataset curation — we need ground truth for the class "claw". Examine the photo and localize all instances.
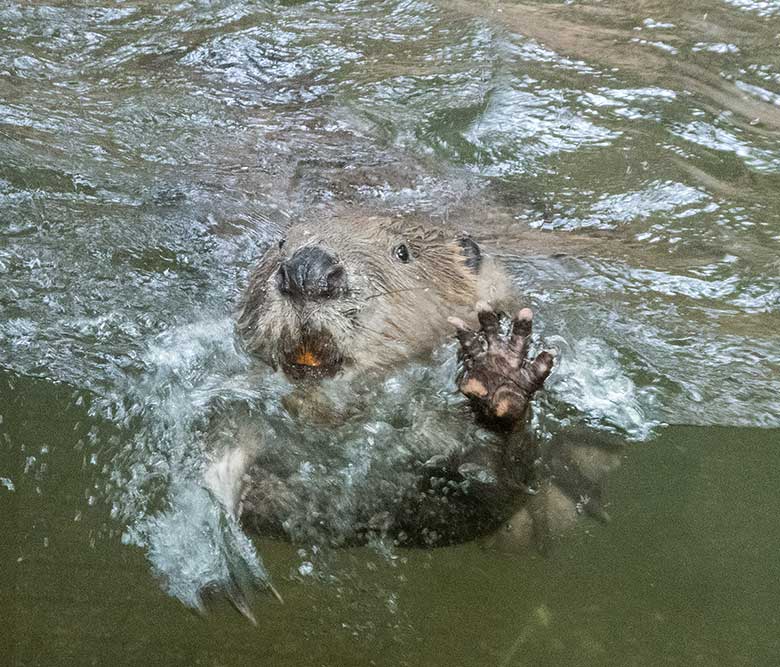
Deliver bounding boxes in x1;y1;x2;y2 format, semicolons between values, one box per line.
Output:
229;592;258;625
476;302;500;339
268;582;284;604
509;308;534;356
449;316;484;359
529;350;555;387
447;316;468;331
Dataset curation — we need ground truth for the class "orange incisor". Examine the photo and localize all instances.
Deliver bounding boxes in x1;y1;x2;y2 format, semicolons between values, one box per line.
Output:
295;348;321;367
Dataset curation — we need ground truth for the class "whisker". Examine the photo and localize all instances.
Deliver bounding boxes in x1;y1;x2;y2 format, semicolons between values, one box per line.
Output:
364;285;434;301
350;320;393;339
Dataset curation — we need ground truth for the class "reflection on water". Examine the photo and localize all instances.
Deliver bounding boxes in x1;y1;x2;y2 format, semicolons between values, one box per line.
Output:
1;0;780;664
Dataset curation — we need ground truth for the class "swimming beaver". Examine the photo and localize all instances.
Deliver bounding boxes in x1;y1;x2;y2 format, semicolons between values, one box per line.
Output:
204;213;615;550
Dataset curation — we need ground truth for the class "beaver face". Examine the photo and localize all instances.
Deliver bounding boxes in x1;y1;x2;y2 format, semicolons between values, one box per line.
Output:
236;216;492;379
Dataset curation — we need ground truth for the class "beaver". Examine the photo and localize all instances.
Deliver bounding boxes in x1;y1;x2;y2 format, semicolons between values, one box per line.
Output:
204;212;615;552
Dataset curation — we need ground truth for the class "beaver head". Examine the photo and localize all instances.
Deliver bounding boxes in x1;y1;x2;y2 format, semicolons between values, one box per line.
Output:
236;215;511;379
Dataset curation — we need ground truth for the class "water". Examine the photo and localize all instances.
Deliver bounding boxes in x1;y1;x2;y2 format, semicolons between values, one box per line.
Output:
1;0;779;664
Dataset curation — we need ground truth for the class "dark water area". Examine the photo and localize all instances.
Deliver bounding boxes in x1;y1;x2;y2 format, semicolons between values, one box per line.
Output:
1;0;779;664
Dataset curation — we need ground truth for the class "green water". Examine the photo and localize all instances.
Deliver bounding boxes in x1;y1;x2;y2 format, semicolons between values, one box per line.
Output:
2;0;780;664
3;371;779;664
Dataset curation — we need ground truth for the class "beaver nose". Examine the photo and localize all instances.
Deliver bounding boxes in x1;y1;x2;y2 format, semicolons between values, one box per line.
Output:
276;247;347;300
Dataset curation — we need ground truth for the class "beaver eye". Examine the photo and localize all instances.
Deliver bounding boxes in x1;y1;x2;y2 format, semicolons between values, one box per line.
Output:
393;244;410;263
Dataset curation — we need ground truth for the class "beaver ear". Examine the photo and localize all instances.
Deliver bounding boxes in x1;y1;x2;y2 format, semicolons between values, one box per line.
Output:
456;235;482;273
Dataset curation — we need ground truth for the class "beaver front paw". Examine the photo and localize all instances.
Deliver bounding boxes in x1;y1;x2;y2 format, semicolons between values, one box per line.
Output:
449;303;554;428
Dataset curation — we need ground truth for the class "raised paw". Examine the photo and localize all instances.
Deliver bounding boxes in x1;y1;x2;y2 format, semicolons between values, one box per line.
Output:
449;303;554;428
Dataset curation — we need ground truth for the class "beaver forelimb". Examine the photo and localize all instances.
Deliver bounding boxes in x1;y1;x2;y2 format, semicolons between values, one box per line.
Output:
449;304;555;430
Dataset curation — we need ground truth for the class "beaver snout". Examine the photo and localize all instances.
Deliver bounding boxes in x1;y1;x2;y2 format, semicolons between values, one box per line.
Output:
276;247;347;301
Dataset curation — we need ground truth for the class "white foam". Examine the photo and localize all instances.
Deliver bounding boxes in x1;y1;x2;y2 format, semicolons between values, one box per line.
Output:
124;481;269;612
546;337;659;441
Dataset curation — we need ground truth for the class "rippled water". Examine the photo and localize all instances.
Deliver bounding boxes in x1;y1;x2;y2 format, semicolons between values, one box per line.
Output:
2;0;779;664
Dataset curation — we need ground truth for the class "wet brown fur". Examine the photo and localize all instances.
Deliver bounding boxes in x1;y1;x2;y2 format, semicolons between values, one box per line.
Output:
236;214;513;374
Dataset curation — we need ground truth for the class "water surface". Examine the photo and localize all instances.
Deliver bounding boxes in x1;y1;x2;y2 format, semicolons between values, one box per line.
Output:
1;0;779;664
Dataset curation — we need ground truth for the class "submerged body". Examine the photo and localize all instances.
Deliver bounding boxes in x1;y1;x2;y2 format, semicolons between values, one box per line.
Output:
205;212;609;550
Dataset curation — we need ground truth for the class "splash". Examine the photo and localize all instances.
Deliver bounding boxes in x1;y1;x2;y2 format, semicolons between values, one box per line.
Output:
102;307;662;609
106;317;277;611
546;337;660;441
124;481;269;615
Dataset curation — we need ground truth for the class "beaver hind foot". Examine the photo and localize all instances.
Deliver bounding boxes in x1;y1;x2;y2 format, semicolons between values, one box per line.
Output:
450;304;555;428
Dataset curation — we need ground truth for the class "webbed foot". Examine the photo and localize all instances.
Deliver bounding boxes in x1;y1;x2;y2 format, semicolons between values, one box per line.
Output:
449;304;554;428
485;430;625;554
